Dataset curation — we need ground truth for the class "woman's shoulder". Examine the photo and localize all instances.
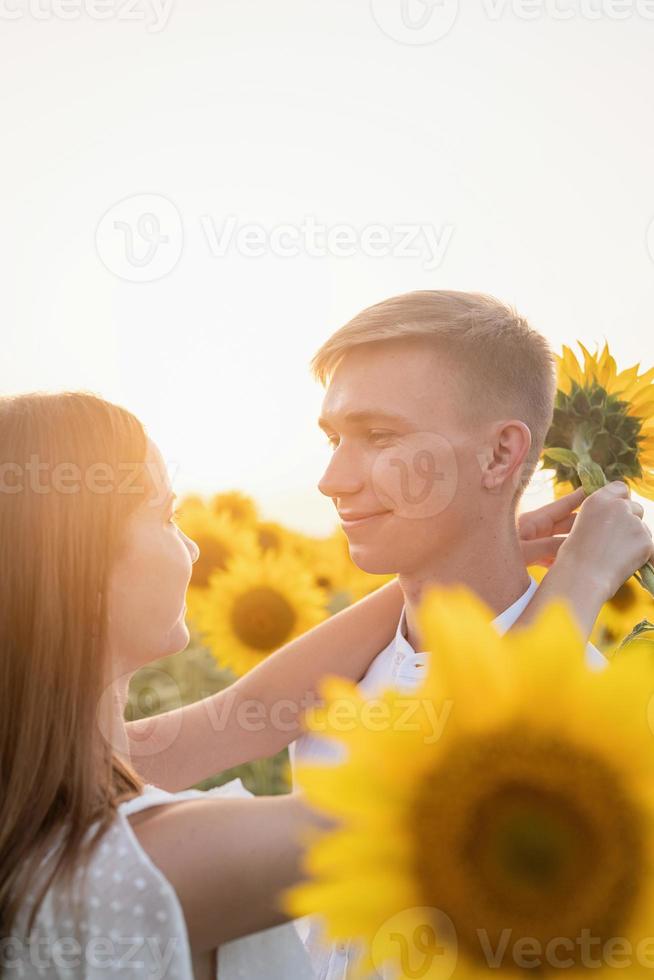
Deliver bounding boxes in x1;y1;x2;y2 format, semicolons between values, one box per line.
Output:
11;796;199;977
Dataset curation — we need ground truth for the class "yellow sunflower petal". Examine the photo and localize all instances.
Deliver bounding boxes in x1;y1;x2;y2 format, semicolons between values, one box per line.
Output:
288;585;654;980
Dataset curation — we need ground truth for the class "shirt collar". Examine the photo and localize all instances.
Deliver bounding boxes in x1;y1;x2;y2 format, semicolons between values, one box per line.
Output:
396;575;540;653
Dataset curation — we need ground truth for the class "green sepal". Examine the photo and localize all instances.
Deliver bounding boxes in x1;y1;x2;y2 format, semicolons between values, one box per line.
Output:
543;447;580;468
576;460;607;495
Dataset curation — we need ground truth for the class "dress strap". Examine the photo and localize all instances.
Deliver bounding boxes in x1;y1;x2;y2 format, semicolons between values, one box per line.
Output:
119;783;207;817
119;777;253;819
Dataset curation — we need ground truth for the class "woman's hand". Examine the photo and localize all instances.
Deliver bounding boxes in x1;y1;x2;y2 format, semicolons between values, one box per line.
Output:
518;487;587;567
514;482;654;639
554;481;653;603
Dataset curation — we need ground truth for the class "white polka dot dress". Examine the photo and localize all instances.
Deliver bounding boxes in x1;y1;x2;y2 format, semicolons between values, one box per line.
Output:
9;780;315;979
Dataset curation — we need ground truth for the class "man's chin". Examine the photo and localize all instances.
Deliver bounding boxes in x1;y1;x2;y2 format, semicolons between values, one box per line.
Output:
347;544;397;577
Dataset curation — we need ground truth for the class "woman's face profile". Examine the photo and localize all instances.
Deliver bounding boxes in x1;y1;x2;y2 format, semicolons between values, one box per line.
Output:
105;438;199;676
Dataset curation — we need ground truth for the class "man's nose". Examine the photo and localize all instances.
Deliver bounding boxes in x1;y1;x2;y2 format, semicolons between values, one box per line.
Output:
318;445;365;499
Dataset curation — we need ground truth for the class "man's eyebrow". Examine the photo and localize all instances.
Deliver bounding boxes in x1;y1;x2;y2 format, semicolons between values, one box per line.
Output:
318;410;413;430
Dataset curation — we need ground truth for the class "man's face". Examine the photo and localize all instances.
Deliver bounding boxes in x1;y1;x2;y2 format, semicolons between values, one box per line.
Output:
317;341;490;576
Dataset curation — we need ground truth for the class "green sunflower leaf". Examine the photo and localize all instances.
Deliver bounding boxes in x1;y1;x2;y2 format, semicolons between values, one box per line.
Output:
543;447;580;468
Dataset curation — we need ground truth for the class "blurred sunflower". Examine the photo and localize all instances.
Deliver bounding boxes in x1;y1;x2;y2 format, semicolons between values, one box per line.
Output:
195;550;328;676
543;342;654;499
287;587;654;979
175;507;259;591
255;519;301;555
313;527;394;604
210;490;259;525
174;493;206;518
592;578;654;655
292;530;358;611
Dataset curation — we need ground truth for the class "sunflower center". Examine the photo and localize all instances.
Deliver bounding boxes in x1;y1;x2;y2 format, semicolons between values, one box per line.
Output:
544;380;644;486
230;586;297;650
411;727;643;969
474;785;584;893
258;528;282;553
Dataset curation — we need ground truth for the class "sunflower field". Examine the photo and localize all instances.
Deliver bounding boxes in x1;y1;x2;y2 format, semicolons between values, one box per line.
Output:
125;340;654;799
124;490;393;795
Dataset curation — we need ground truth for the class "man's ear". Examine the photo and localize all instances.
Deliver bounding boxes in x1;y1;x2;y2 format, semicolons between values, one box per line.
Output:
479;420;532;493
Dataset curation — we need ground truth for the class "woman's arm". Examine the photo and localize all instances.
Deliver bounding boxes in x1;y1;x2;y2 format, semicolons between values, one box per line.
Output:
126;578;403;790
129;791;329;950
127;484;651;790
513;481;654;637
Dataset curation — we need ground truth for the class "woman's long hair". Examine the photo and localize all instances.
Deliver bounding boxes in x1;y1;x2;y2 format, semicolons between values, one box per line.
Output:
0;391;151;937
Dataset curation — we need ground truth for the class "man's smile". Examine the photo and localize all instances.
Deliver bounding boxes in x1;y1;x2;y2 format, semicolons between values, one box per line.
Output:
338;509;392;530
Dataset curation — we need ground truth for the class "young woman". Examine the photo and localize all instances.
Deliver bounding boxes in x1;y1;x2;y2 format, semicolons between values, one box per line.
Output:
1;392;650;979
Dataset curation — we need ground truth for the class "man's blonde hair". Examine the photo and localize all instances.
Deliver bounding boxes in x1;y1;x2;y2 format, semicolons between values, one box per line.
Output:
312;290;556;490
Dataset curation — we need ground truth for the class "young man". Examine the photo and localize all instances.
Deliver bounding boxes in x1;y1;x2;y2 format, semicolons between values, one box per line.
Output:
293;290;653;979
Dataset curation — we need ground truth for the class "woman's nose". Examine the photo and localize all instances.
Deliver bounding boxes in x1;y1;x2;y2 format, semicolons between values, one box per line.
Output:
182;532;200;564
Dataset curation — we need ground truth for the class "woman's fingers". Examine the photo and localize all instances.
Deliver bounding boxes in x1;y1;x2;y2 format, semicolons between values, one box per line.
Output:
518;488;586;541
521;535;565;566
628;500;645;518
544;487;586;517
550;513;577;536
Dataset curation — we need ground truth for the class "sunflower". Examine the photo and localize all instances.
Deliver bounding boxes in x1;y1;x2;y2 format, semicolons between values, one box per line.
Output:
542;342;654;596
313;527;395;605
194;550;328;676
175;507;260;591
175;493;206;515
255;519;302;555
543;341;654;499
210;490;259;525
287;587;654;979
290;530;355;609
592;578;654;655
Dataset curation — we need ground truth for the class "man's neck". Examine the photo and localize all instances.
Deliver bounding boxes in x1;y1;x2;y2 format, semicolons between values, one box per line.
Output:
399;519;530;649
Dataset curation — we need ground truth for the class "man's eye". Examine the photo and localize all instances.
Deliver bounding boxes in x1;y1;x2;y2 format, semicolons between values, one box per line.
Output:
368;430;394;446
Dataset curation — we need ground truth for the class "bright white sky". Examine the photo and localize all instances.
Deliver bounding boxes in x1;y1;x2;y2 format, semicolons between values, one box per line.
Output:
2;0;654;534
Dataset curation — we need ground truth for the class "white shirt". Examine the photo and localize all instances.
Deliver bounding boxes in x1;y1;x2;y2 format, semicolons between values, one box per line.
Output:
292;576;606;979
